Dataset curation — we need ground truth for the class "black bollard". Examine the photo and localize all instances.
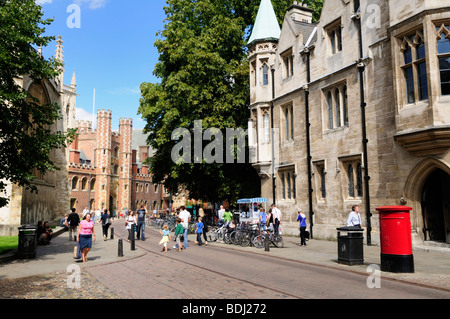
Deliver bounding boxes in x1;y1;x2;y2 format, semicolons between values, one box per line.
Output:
110;227;114;240
264;234;270;252
130;224;136;251
118;239;124;257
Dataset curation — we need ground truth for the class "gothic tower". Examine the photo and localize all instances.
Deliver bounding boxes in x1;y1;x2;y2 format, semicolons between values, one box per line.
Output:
95;109;112;210
247;0;280;195
118;118;133;211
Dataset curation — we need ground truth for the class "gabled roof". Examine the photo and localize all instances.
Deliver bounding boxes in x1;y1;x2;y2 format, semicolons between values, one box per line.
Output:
248;0;281;46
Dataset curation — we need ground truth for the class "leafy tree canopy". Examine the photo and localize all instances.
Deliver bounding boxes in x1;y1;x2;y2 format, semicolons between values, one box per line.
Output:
139;0;323;205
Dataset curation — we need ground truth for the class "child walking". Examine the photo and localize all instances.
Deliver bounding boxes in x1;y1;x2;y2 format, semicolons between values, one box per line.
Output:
159;224;171;252
195;216;204;246
174;218;184;252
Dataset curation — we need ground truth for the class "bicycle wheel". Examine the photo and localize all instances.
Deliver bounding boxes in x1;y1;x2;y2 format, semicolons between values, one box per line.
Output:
216;228;225;242
230;230;239;245
252;235;265;249
240;233;251;247
224;231;232;244
272;235;284;248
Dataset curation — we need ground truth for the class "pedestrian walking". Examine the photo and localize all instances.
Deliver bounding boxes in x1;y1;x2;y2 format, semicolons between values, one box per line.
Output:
271;203;282;237
136;205;147;240
297;209;307;246
101;209;111;240
179;206;191;249
126;211;136;242
223;208;233;229
159;224;171;252
195;216;204;246
218;205;225;225
202;217;208;246
174;218;183;252
77;213;95;263
67;208;80;241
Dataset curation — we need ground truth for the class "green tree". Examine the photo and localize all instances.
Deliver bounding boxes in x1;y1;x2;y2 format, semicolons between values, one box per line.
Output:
0;0;76;208
139;0;323;205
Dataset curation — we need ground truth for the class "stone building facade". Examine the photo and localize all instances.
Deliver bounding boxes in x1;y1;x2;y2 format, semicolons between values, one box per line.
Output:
68;111;169;215
0;36;77;236
248;0;450;247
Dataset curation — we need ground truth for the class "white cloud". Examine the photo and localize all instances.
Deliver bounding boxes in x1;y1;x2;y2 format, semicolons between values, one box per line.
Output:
74;0;107;9
108;87;140;96
36;0;53;5
76;107;96;127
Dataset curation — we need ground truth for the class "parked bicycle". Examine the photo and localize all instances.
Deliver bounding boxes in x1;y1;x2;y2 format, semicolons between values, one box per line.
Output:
252;228;284;248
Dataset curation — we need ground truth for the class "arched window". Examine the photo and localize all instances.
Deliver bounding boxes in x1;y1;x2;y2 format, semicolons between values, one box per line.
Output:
90;178;96;191
262;64;268;86
287;173;291;199
321;166;326;198
347;164;354;197
72;176;78;190
356;162;363;197
285;108;289;140
437;24;450;95
400;30;428;103
81;177;87;190
343;85;348;126
327;92;333;129
334;88;341;128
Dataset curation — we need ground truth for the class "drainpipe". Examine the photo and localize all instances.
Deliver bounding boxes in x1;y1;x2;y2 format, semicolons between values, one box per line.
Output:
304;48;314;239
353;11;372;246
271;67;276;205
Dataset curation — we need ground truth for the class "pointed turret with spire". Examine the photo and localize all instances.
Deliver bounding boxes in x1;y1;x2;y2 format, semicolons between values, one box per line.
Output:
247;0;280;173
248;0;281;47
71;69;77;88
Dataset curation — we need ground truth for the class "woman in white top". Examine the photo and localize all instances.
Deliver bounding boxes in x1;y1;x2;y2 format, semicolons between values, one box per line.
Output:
126;211;137;242
347;205;362;228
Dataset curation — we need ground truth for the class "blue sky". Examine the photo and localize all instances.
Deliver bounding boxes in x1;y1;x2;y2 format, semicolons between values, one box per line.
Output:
38;0;168;130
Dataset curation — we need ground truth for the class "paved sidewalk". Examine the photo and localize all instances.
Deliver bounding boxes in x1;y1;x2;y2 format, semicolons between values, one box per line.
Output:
0;223;146;280
1;221;449;293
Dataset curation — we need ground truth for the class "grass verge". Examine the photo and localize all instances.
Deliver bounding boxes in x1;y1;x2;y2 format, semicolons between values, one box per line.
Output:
0;236;18;255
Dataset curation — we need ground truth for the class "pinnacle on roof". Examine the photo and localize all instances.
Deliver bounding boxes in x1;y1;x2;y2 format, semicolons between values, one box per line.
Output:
248;0;281;46
55;35;64;62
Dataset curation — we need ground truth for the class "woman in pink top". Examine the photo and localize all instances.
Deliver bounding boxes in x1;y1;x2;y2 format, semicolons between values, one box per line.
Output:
77;213;96;262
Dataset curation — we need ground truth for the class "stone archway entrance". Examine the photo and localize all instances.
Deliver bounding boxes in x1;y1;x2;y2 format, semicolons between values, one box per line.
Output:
421;169;450;243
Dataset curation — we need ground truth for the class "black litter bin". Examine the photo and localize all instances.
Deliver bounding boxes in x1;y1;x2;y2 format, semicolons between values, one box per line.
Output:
337;226;364;265
18;225;37;259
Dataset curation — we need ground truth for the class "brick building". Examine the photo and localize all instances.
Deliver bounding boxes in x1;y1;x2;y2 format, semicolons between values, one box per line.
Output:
68;110;169;215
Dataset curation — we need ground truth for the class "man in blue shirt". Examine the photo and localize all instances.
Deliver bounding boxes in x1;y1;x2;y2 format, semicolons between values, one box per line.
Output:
136;206;148;240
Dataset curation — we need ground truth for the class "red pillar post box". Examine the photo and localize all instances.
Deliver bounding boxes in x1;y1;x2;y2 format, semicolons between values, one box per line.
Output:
376;206;414;273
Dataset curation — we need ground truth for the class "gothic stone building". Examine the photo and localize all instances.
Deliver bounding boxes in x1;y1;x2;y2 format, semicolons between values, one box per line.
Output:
68;110;169;215
0;37;77;236
248;0;450;247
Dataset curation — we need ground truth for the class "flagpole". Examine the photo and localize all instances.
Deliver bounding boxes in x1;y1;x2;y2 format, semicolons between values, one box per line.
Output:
92;88;96;129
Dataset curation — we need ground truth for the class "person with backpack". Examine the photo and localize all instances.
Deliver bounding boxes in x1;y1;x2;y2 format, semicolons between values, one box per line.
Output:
67;208;80;241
